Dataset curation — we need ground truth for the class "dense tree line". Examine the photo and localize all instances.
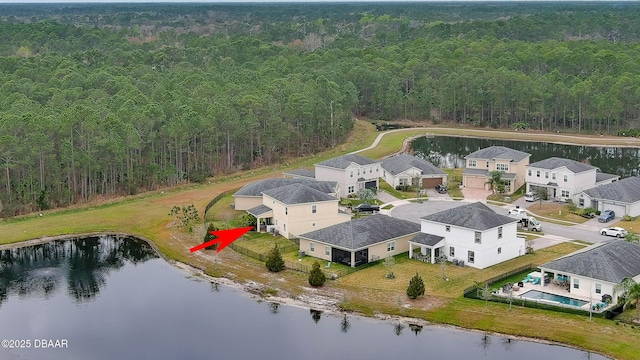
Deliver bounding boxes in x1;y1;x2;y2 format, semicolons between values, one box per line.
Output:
1;3;640;215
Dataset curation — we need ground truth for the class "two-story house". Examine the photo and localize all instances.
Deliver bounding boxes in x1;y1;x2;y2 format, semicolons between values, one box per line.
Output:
255;183;350;239
233;178;338;211
314;154;381;197
381;154;447;189
408;202;524;269
525;157;619;203
462;146;531;194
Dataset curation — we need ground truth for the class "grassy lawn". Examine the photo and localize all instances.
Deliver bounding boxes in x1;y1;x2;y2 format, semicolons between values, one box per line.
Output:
236;232;298;254
526;203;589;224
4;122;640;360
614;217;640;236
358;129;429;159
443;168;464;199
378;179;416;200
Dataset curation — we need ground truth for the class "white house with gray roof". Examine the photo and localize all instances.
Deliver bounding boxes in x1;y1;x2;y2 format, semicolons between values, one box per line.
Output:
257;183;350;239
314;154;381;197
233;178;338;211
526;157;619;203
381;154;447;189
539;240;640;303
298;214;420;267
411;202;524;269
580;176;640;217
462;146;531;194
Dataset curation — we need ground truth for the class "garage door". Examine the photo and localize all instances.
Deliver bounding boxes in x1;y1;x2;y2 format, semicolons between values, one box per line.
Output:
422;177;443;188
602;203;627;218
464;176;486;189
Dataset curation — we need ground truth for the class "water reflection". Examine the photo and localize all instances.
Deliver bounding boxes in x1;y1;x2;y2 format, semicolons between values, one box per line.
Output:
340;314;351;333
310;309;322;324
409;323;423;336
0;235;157;306
412;136;640;177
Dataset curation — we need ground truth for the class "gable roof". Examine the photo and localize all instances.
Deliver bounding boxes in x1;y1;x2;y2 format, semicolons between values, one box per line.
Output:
381;154;446;176
233;178;336;197
410;233;445;247
540;240;640;283
262;184;336;205
583;177;640;203
527;157;596;174
282;169;315;179
315;154;378;169
247;204;273;217
421;202;517;231
465;146;530;162
299;214;420;250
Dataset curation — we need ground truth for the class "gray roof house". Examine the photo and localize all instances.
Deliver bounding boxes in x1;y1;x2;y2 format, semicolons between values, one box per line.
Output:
298;214;420;267
282;168;316;180
381;154;447;189
581;176;640;217
233;178;338;211
539;241;640;302
462;146;531;194
314;154;381;198
262;184;336;205
412;202;524;269
526;157;620;203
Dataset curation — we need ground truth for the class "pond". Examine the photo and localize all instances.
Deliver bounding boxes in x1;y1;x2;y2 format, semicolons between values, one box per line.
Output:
411;136;640;177
0;236;608;360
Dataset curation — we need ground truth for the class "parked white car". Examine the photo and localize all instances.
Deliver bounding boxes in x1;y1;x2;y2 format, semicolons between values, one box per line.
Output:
508;207;528;218
524;192;540;202
600;227;628;238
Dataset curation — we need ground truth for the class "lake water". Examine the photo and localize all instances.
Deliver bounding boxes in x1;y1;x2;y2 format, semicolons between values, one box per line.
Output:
0;236;608;360
412;136;640;177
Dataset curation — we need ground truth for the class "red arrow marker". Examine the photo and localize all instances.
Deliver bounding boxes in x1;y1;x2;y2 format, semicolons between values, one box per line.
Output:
190;226;254;253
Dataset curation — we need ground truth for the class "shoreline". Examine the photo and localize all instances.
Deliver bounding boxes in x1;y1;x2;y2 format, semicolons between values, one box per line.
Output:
1;232;612;359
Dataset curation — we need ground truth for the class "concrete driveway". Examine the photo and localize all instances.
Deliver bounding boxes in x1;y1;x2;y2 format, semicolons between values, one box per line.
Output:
461;188;492;201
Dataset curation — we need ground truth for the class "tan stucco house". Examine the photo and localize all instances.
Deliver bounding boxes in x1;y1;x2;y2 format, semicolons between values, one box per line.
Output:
462;146;531;193
298;214;420;267
248;183;350;239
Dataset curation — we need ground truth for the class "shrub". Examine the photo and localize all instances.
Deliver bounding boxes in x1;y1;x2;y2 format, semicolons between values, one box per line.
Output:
265;244;285;272
406;272;425;299
202;223;219;250
623;215;635;221
308;260;326;287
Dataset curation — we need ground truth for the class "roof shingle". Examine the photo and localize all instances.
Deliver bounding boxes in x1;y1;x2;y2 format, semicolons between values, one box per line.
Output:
583;176;640;203
381;154;446;176
421;202;517;231
234;178;336;197
262;184;336;205
315;154;379;169
465;146;530;162
527;157;596;174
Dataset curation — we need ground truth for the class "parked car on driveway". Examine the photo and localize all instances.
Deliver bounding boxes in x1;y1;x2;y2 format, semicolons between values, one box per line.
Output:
598;210;615;223
435;184;448;194
354;203;380;213
600;227;628;238
524;192;540;202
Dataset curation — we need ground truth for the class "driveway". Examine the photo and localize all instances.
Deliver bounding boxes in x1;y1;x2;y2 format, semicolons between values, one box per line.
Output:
460;188;492;201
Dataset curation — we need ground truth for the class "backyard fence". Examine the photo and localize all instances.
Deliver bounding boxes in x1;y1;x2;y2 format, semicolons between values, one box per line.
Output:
203;188;240;223
462;263;534;297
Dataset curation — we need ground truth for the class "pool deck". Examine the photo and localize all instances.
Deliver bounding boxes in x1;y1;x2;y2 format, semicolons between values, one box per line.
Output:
497;280;611;312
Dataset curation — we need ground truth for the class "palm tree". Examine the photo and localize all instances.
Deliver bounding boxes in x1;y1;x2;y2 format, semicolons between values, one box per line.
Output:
486;170;505;193
613;278;640;320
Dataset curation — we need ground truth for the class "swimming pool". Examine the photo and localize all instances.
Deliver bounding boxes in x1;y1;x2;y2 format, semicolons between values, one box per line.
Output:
520;290;588;307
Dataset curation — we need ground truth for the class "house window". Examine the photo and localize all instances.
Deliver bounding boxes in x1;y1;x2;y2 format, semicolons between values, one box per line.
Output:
312;222;316;227
595;283;601;294
578;198;584;207
574;278;580;289
563;174;568;183
325;246;330;256
450;247;455;257
370;167;373;173
536;170;540;177
498;227;503;239
496;163;509;171
528;169;532;176
350;171;353;178
387;241;395;252
312;205;317;214
283;224;286;232
348;186;355;194
468;160;477;167
285;207;288;215
561;190;570;198
552;173;556;180
445;225;451;232
310;242;315;252
545;172;549;179
376;166;379;172
468;251;475;264
357;169;360;176
474;231;481;244
497;247;502;254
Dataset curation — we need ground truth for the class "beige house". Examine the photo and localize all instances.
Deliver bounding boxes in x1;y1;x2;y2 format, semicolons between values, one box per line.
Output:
462;146;531;193
250;183;350;239
381;154;447;189
298;214;420;267
233;178;338;211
